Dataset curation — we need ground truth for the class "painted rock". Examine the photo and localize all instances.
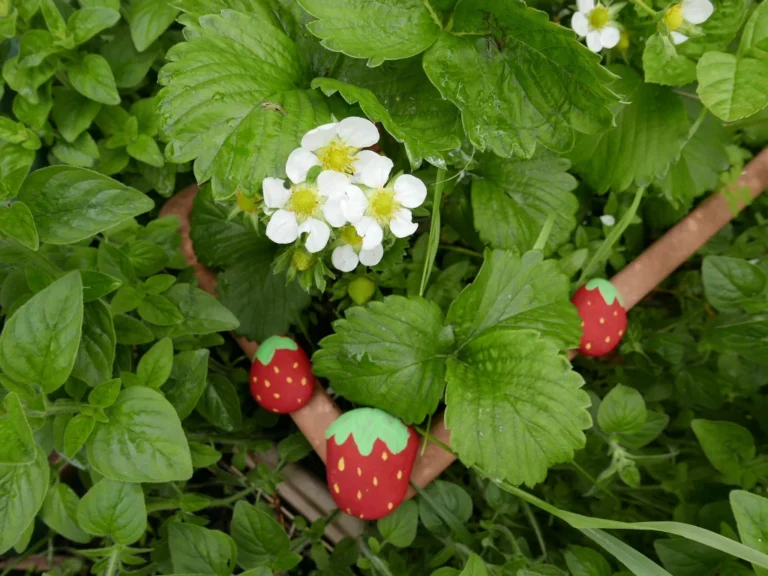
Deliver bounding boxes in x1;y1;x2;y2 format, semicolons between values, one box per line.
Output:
326;407;418;520
572;278;627;357
249;336;315;413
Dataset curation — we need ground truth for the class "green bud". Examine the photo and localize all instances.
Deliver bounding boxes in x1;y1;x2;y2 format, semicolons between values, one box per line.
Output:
348;277;376;306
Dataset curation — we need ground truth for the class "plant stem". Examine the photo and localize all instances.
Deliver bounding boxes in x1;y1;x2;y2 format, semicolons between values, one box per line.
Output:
209;485;260;508
326;53;343;78
438;245;484;259
522;501;547;561
419;167;446;297
105;547;121;576
630;0;657;16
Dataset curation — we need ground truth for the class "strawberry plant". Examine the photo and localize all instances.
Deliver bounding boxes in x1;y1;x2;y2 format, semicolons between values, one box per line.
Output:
3;0;768;574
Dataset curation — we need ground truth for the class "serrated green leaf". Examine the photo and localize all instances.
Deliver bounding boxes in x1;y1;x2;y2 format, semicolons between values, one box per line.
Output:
643;33;697;87
739;1;768;59
313;295;453;424
697;51;768;122
86;387;193;482
471;153;577;256
164;349;209;420
0;202;38;251
0;272;83;393
445;330;590;486
0;447;49;554
423;0;617;159
77;479;146;544
19;166;153;245
569;65;689;193
127;0;178;52
40;482;91;543
72;300;116;387
169;523;237;576
69;53;120;105
446;250;580;350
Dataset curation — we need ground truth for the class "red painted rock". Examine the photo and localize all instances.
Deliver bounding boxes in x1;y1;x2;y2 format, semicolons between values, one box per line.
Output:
249;336;315;413
326;408;418;520
572;278;627;357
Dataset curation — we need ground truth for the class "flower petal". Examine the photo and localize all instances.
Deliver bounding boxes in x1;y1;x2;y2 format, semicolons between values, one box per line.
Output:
266;210;298;244
354;153;393;188
301;122;338;151
571;11;589;36
394;174;427;209
577;0;595;13
358;244;384;267
286;148;321;184
342;184;369;223
332;245;359;272
317;170;349;197
671;30;689;44
322;195;346;228
262;177;290;210
682;0;713;24
389;209;418;238
354;216;383;250
600;26;620;48
600;214;616;226
298;218;331;253
338;116;379;148
586;30;603;52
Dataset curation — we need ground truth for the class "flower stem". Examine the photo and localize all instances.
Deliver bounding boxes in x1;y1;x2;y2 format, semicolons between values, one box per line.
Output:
630;0;657;17
438;244;483;259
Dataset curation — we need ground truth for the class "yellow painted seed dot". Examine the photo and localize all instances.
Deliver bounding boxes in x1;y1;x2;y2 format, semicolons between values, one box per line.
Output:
287;377;293;383
272;408;279;413
586;343;592;351
333;483;340;494
605;336;611;344
357;490;362;500
360;514;364;519
346;508;351;514
580;321;585;328
256;394;261;401
357;467;362;477
397;470;403;480
382;452;388;461
588;300;592;306
373;477;378;486
619;329;624;336
614;310;618;317
338;457;345;472
298;398;303;404
599;317;605;325
252;376;257;383
274;393;280;399
274;366;280;374
387;503;394;511
301;377;307;386
293;362;299;368
265;380;271;388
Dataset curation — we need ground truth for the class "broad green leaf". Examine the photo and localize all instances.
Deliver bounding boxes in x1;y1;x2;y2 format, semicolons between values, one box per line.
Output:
40;0;66;39
13;86;52;130
144;274;176;294
739;0;768;59
172;0;280;19
378;500;418;548
0;447;49;554
89;378;121;407
731;490;768;575
643;34;697;86
169;523;237;576
69;53;120;105
706;317;768;364
313;295;453;424
18;166;153;245
52;87;101;143
423;0;617;158
564;546;612;576
67;7;120;45
618;411;669;450
86;387;193;482
137;337;173;389
654;539;726;576
101;24;160;88
162;284;240;335
13;522;34;554
98;243;136;285
703;256;768;312
692;419;754;484
138;293;184;326
471;153;578;256
196;374;243;432
51;132;100;168
189;441;223;468
77;479;146;544
445;250;581;350
569;65;688;193
231;501;290;569
697;52;768;122
40;482;91;543
157;9;308;199
81;270;121;302
0;392;35;465
298;0;440;66
164;349;209;420
598;385;646;435
111;286;143;315
0;141;35;199
17;30;60;68
0;272;83;393
113;314;154;345
127;0;178;52
0;202;38;250
63;413;96;458
418;480;473;537
445;329;591;486
2;56;57;104
127;134;164;168
460;555;489;576
72;300;116;387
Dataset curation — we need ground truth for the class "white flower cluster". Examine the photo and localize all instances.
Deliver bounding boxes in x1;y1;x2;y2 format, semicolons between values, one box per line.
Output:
261;117;427;272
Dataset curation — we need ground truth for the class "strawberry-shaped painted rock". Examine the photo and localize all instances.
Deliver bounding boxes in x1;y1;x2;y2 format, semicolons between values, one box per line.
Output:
249;336;315;413
572;278;627;357
326;408;418;520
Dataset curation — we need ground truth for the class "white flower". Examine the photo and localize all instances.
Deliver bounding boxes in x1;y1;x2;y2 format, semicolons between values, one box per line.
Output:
262;170;347;253
285;117;393;200
664;0;714;44
571;0;621;53
331;226;384;272
600;214;616;226
342;171;427;248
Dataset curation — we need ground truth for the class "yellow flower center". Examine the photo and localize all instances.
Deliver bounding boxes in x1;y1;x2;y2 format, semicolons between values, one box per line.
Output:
369;189;398;222
318;140;356;174
292;249;313;271
288;186;319;219
664;4;684;31
236;190;259;214
618;29;630;51
588;6;610;29
340;226;363;248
